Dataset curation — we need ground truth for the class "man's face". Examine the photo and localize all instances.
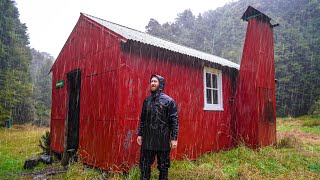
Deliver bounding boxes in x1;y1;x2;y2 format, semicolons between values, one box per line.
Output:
150;77;160;92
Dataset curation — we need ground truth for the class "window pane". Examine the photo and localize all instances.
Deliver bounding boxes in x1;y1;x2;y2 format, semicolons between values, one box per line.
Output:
206;89;212;104
212;74;217;88
213;90;218;104
206;73;212;88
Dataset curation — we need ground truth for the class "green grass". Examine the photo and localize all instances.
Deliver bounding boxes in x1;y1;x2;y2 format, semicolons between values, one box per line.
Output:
120;145;320;179
308;162;320;173
0;124;50;178
302;118;320;127
1;117;320;179
304;145;320;152
277;124;320;134
277;116;320;134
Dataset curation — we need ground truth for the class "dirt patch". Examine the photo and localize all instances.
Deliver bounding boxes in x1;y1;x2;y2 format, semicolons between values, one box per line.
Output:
278;129;320;145
18;167;67;179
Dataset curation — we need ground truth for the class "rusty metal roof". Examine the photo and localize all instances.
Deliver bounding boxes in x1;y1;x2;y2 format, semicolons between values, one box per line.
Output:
83;13;240;69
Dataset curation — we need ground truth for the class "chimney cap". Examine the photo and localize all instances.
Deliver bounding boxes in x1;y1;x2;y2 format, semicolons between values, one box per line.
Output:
241;6;271;22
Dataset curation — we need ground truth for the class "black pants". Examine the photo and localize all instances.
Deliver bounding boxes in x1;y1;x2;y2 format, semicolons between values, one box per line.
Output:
139;148;170;180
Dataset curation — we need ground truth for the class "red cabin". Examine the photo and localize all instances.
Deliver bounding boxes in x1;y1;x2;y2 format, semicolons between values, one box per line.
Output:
50;6;277;171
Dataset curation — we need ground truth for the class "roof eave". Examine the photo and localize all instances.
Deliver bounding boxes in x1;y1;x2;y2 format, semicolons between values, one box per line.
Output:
121;40;240;70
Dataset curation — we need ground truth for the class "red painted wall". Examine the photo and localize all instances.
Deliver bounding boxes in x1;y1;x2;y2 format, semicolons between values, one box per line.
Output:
233;17;276;148
50;15;121;158
117;43;236;167
51;15;237;171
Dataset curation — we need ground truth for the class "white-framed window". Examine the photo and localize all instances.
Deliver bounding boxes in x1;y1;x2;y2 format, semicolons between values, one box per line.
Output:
203;67;223;111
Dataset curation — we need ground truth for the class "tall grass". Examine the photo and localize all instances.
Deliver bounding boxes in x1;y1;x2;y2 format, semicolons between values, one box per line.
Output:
277;116;320;134
0;124;48;178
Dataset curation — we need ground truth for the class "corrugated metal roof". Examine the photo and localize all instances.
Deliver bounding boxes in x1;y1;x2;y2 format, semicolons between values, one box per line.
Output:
82;13;240;69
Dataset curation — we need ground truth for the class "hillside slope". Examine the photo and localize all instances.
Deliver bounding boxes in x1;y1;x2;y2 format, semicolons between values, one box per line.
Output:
146;0;320;117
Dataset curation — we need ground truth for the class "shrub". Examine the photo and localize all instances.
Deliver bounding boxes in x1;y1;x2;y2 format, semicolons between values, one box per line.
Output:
276;135;302;149
309;98;320;118
39;130;61;161
39;130;51;155
302;118;320;127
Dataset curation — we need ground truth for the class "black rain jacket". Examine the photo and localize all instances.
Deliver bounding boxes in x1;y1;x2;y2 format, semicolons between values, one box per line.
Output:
138;74;179;151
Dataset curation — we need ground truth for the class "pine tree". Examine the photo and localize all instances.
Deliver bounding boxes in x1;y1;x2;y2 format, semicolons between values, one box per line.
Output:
0;0;33;125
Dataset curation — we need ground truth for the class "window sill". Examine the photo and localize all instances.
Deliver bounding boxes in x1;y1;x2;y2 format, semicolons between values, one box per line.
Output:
203;106;224;111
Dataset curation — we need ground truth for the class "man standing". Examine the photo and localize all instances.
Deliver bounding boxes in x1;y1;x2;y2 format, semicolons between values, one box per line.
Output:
137;74;179;180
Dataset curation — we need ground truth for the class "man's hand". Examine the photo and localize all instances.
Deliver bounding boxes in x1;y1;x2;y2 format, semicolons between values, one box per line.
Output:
170;140;178;149
137;136;142;145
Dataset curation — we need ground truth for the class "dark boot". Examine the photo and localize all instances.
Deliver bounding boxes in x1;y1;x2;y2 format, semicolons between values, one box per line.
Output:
140;168;151;180
159;170;168;180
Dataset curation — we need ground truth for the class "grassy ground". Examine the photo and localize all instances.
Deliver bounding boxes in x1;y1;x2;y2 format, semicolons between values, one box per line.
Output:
277;116;320;134
0;116;320;179
0;124;49;178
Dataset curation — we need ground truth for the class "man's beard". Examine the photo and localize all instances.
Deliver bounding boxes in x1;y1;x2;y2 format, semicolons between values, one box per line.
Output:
151;86;159;92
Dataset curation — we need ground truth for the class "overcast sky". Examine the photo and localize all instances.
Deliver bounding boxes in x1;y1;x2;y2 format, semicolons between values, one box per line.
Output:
15;0;233;58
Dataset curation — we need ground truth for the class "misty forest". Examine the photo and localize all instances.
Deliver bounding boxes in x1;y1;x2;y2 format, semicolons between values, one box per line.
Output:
1;0;320;179
1;0;319;127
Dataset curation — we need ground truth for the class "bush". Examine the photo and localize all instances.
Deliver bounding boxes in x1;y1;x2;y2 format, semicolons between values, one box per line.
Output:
39;130;61;161
276;135;302;149
309;98;320;118
302;118;320;127
39;130;51;155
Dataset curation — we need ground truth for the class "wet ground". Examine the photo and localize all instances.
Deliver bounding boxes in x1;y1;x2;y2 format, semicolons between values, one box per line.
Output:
15;120;320;179
18;166;66;179
277;120;320;145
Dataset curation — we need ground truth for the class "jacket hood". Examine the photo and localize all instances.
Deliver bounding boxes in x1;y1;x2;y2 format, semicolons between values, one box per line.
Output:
150;74;165;92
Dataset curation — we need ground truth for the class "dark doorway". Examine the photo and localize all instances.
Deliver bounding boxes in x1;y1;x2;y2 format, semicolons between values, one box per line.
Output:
66;69;81;151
